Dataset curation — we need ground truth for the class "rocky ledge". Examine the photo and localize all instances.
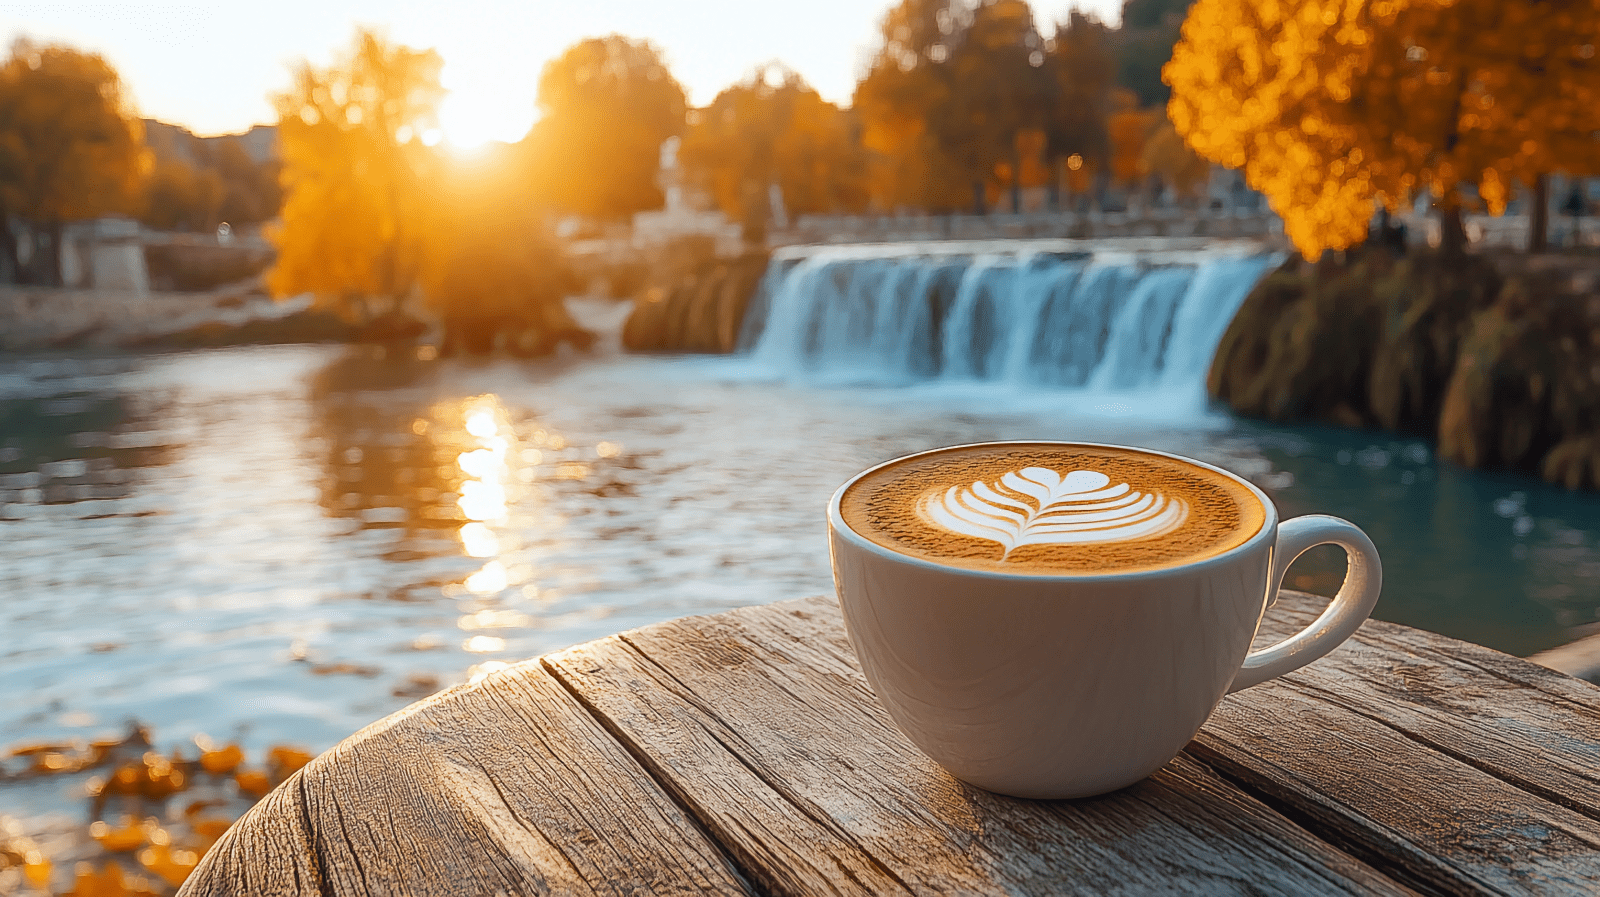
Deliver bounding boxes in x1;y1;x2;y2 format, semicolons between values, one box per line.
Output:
1210;248;1600;490
621;251;770;354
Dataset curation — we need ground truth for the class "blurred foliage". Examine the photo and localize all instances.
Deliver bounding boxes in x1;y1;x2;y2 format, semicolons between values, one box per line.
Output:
268;28;445;319
267;28;582;356
138;125;280;233
0;40;146;222
525;35;687;220
1168;0;1600;259
853;0;972;211
679;65;868;233
139;159;222;233
855;0;1140;213
0;39;147;283
420;148;587;356
1046;11;1115;174
1121;0;1194;30
1108;104;1159;187
938;0;1053;211
1142;120;1211;202
1112;0;1193;107
0;726;314;895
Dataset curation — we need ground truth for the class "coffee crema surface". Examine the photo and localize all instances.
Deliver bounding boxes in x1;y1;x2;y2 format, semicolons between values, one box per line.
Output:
840;444;1266;574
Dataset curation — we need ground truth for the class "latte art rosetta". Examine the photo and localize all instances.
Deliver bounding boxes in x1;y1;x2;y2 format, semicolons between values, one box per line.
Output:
919;467;1189;559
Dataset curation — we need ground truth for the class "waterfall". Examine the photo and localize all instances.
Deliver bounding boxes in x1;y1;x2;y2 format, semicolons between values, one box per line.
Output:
739;240;1275;394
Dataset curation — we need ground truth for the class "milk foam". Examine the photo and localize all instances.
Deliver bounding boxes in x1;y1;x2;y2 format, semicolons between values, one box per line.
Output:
840;443;1265;574
919;467;1188;560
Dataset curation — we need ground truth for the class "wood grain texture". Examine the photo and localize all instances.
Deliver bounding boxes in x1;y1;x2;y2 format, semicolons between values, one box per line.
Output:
182;589;1600;897
545;596;1415;897
179;661;752;897
1195;591;1600;895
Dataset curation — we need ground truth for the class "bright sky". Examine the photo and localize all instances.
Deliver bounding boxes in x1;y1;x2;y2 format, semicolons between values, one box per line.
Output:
0;0;1123;147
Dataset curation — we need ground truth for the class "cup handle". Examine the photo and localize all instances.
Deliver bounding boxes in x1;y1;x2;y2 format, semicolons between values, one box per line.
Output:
1227;514;1383;693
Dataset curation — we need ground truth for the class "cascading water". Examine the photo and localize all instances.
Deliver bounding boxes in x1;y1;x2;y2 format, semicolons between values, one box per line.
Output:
739;240;1276;398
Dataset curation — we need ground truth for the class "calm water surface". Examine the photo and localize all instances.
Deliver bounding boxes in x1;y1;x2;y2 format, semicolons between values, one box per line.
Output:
4;314;1600;817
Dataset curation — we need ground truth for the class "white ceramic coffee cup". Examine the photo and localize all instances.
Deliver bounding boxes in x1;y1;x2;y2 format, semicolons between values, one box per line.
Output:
828;441;1382;799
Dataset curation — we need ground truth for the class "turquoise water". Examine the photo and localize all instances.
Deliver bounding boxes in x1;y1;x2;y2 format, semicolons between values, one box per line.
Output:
3;332;1599;819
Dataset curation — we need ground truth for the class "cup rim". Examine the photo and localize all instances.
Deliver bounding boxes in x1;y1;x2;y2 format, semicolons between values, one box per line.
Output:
827;440;1280;583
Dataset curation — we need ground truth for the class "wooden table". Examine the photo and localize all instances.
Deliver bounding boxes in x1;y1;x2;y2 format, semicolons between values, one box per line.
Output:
180;592;1600;896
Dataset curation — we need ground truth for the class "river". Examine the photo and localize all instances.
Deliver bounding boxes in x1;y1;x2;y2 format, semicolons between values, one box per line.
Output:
4;249;1600;822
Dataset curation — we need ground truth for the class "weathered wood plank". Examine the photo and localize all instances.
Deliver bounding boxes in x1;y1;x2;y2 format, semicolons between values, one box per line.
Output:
1257;592;1600;820
180;661;752;897
546;596;1415;897
1190;591;1600;895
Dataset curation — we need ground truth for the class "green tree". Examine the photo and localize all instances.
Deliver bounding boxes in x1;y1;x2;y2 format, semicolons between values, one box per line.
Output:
1167;0;1600;259
1120;0;1192;30
525;35;687;220
0;39;147;284
268;29;445;319
680;65;867;235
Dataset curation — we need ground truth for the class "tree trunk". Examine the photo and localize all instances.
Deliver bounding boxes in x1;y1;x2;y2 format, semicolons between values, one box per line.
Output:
41;220;64;287
1529;174;1550;254
1010;151;1022;214
0;211;15;285
1439;205;1468;257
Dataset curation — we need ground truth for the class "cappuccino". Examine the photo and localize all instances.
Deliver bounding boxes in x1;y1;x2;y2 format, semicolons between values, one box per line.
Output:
840;443;1265;574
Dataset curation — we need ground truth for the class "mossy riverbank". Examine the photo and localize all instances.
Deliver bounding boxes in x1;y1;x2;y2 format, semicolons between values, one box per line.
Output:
1210;248;1600;490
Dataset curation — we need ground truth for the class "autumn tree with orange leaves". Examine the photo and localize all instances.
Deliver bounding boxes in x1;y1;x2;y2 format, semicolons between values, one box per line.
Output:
1045;11;1116;183
1142;120;1211;203
1167;0;1600;258
0;40;147;284
526;35;687;220
679;65;868;236
270;29;576;354
269;29;445;320
853;0;974;212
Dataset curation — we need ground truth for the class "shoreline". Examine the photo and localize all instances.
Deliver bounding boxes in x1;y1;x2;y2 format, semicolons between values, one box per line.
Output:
0;280;337;353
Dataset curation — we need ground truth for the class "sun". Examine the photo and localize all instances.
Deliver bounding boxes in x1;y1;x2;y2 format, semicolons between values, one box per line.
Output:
438;90;534;152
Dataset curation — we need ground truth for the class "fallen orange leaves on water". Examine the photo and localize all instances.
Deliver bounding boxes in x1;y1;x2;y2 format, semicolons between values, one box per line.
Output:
7;729;318;895
198;743;243;775
233;769;272;799
197;741;243;777
137;843;200;887
267;746;313;783
23;854;51;889
89;817;151;853
63;861;162;897
138;752;186;800
189;816;233;847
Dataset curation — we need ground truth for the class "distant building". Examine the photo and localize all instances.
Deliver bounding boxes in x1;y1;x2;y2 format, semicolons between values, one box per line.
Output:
143;120;279;166
59;217;149;294
631;137;742;256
